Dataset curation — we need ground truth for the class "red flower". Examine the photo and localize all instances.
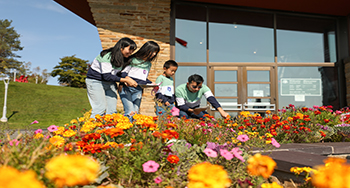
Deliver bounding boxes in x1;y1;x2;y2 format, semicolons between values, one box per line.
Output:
324;119;330;123
167;155;180;164
320;131;326;137
314;111;321;115
301;107;308;112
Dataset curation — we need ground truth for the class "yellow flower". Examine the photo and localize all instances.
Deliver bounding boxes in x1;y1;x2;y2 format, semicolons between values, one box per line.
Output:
78;117;85;122
70;119;78;124
49;135;65;147
80;121;97;133
54;127;65;135
287;117;293;121
62;129;76;138
34;133;44;139
187;162;231;188
0;166;45;188
296;113;304;119
311;157;350;188
265;133;273;138
261;182;283;188
97;185;117;188
45;154;100;188
247;153;276;179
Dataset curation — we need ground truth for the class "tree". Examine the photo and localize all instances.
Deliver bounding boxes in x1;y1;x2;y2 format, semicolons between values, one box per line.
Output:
0;19;24;73
51;55;89;88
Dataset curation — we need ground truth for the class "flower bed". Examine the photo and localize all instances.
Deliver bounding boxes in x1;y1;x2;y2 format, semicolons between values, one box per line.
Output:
0;104;350;188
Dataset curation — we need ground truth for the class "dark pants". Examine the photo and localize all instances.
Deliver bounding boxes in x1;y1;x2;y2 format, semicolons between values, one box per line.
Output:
178;110;208;119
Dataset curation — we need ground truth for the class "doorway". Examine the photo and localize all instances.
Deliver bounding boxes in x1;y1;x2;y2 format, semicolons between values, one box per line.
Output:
209;66;276;116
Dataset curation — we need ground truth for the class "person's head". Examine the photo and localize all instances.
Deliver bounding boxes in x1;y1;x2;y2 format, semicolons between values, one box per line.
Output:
163;60;178;77
132;41;160;62
187;74;204;93
100;37;137;68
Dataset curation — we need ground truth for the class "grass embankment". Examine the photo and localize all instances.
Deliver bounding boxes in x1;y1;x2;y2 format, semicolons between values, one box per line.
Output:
0;82;90;129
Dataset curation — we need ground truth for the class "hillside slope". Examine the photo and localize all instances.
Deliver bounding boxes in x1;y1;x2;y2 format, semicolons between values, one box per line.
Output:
0;82;91;129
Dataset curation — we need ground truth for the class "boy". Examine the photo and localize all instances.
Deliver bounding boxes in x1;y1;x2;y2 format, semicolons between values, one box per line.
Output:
155;60;178;115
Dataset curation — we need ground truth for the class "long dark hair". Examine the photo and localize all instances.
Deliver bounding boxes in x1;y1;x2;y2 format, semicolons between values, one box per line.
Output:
131;41;160;63
100;37;137;68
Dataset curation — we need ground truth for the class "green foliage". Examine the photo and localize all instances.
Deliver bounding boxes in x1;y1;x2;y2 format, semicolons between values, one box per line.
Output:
0;19;24;74
0;82;90;129
51;55;89;88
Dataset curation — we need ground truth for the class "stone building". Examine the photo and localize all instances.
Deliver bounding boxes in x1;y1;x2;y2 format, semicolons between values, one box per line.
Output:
55;0;350;116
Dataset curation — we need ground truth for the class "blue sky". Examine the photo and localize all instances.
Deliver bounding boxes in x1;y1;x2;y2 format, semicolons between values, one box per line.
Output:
0;0;102;85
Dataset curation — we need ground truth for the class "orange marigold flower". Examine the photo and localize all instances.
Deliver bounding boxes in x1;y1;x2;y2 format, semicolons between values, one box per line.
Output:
247;153;276;179
165;123;177;129
167;155;180;164
152;131;161;138
49;135;65;147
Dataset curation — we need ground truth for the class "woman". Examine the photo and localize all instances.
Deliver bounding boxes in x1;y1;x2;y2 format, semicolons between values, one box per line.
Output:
86;37;138;118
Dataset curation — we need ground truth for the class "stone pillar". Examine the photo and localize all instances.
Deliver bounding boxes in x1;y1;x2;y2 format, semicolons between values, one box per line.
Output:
345;57;350;106
87;0;171;116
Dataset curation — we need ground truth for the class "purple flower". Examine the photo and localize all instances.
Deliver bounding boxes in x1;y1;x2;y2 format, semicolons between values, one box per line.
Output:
154;176;162;184
47;125;59;132
142;160;159;173
9;139;19;146
30;120;39;125
231;147;245;162
237;134;249;142
34;129;43;134
186;143;192;148
206;142;219;150
171;107;180;116
220;149;233;160
204;148;218;158
271;138;281;148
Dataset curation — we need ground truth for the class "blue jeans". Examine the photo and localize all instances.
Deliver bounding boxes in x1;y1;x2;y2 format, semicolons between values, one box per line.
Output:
179;110;208;119
119;85;143;120
155;103;175;116
86;78;118;118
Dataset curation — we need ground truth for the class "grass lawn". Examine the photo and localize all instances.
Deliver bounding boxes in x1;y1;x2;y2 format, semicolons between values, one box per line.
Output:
0;82;91;129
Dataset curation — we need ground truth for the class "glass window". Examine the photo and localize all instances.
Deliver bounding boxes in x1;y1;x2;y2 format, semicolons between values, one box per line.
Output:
209;8;274;62
247;84;270;97
175;66;207;88
247;70;270;82
175;4;206;62
278;67;339;109
215;84;237;97
215;70;237;82
276;15;337;62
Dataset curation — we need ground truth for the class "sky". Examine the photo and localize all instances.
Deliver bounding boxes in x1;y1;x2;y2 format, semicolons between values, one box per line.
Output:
0;0;102;85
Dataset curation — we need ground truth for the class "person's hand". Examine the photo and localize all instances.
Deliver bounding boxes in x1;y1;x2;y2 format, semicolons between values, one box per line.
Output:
193;108;205;115
124;76;137;87
117;84;123;92
217;107;229;119
165;101;170;106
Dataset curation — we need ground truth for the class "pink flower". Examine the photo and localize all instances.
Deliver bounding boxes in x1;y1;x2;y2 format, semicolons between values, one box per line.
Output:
9;139;19;146
154;176;162;184
237;134;249;142
171;107;180;116
142;160;159;173
34;129;42;134
47;125;58;132
30;120;39;124
204;148;218;158
220;149;233;160
231;147;245;162
271;138;280;148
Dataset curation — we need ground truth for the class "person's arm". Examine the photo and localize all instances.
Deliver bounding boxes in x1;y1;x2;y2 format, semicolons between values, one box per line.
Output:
204;87;229;118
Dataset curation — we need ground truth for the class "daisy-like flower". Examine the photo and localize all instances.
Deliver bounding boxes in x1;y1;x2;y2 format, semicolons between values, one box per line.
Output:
9;139;19;146
220;149;234;160
34;133;44;139
0;166;45;188
47;125;59;132
49;135;65;147
142;160;159;173
231;147;245;162
167;155;180;164
237;134;249;142
203;148;218;158
62;129;76;138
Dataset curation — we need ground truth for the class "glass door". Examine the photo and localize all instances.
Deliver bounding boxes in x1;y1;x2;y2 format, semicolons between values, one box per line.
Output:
210;66;276;117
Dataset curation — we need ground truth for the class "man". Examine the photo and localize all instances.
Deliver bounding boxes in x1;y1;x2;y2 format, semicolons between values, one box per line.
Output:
175;74;229;119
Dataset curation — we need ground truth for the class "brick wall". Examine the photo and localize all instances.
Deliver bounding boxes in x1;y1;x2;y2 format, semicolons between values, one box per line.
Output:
87;0;171;116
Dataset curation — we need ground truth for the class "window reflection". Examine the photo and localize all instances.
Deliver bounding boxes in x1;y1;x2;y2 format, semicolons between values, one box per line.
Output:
209;8;274;62
175;4;206;62
276;15;336;62
278;67;339;109
175;66;207;88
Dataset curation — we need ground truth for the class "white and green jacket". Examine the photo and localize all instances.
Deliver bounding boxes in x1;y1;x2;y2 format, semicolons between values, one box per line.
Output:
121;58;152;85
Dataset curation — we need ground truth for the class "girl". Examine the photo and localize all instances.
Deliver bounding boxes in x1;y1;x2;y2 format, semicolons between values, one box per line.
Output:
86;37;138;118
119;41;160;120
